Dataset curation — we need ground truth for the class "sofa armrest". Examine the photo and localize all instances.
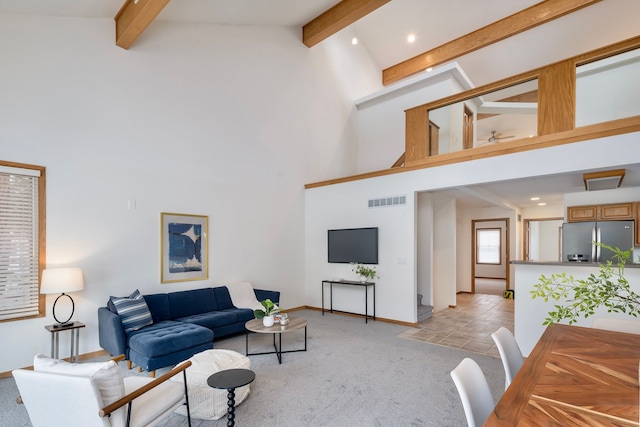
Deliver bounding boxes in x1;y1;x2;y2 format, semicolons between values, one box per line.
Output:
254;289;280;305
98;307;127;357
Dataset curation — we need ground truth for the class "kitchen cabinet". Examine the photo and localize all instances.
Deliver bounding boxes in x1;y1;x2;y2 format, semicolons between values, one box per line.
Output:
600;203;634;220
636;203;640;245
567;205;598;222
567;202;634;223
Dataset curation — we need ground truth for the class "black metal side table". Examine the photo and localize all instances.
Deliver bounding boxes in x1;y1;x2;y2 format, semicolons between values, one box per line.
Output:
207;368;255;427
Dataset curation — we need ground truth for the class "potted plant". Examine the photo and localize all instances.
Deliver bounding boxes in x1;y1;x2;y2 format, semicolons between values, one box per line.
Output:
531;244;638;325
254;299;280;327
351;262;379;282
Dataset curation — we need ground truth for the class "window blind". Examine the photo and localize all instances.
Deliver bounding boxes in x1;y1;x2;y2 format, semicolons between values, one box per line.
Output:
0;170;40;321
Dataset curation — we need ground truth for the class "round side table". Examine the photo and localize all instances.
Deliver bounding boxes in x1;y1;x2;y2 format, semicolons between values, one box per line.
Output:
207;368;255;427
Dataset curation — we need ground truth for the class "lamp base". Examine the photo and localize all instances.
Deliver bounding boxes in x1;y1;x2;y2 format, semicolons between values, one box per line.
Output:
52;322;74;329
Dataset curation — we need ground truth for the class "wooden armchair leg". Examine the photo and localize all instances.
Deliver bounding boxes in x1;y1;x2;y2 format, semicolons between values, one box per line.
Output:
127;360;132;370
149;370;155;378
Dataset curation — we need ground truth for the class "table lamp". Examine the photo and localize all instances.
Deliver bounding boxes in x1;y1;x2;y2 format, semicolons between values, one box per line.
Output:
41;267;84;328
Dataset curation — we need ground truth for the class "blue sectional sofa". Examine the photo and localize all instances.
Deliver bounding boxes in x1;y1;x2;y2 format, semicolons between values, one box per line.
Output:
98;286;279;374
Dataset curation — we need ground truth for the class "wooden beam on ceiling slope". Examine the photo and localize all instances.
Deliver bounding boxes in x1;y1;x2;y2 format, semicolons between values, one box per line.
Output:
303;0;391;48
382;0;602;86
115;0;171;49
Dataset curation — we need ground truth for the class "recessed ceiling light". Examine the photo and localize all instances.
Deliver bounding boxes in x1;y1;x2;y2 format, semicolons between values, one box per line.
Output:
537;202;547;206
426;67;433;72
351;37;358;45
530;197;540;201
407;34;416;43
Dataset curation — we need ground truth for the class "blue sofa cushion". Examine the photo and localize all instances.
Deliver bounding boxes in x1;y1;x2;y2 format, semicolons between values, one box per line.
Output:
213;286;235;310
168;288;217;319
128;321;213;358
142;293;171;322
110;289;154;333
176;310;238;329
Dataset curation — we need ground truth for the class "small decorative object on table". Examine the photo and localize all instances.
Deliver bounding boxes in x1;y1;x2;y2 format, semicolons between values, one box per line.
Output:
279;313;289;326
253;299;280;327
351;262;379;283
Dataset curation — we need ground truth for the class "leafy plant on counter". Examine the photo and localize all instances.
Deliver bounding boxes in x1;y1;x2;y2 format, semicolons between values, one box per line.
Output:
531;243;638;325
253;299;280;319
351;262;379;280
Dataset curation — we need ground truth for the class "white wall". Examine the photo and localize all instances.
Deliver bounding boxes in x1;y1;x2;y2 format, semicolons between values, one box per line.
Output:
432;195;457;312
0;15;377;372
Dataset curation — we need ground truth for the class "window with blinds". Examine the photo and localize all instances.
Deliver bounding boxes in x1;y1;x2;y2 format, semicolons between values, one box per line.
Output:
0;164;44;322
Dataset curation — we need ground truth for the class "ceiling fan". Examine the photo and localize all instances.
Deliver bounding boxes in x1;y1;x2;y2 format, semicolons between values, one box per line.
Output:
480;130;515;144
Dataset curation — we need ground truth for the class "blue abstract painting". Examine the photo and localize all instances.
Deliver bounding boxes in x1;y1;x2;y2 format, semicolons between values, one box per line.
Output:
168;222;202;273
161;213;208;283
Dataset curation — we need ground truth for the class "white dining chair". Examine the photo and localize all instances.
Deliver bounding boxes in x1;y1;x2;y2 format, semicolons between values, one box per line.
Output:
450;358;495;427
592;317;640;334
491;327;524;390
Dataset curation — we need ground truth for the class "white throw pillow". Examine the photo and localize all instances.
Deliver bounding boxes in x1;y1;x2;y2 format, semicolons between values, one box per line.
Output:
34;354;126;425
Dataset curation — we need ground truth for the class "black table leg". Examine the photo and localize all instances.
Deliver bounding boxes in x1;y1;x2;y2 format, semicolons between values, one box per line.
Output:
225;387;236;427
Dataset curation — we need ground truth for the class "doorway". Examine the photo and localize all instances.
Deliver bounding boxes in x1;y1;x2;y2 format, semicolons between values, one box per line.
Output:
523;217;563;261
471;218;510;294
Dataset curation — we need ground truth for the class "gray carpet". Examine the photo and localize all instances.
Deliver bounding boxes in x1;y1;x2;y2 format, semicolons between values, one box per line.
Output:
1;309;504;426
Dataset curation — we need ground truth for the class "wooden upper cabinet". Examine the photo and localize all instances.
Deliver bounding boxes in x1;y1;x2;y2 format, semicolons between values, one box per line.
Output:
600;203;634;220
635;203;640;245
567;205;598;222
568;202;635;222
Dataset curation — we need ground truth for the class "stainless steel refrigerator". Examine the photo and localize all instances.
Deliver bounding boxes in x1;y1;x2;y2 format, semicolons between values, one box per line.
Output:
561;221;634;264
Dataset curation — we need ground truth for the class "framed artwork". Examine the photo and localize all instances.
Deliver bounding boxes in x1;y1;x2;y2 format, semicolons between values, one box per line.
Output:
161;212;208;283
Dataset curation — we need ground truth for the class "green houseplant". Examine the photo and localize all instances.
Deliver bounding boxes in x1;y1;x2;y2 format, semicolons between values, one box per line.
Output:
531;244;638;325
254;299;280;327
351;262;379;282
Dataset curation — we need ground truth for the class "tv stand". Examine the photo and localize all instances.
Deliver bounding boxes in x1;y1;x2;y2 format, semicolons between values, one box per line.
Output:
321;280;375;323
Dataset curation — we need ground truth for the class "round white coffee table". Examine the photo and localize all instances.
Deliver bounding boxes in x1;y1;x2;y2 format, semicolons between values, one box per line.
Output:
244;315;307;364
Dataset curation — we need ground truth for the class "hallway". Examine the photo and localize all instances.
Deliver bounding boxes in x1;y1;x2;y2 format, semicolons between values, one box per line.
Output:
399;293;514;358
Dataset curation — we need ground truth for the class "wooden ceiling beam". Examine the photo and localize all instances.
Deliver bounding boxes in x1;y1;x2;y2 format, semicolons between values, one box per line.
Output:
303;0;391;48
115;0;171;49
382;0;602;86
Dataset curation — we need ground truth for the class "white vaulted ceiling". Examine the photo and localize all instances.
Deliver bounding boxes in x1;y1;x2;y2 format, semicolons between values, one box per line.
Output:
1;0;639;208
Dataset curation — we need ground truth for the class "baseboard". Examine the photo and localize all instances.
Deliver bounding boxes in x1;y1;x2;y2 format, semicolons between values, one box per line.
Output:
303;305;418;328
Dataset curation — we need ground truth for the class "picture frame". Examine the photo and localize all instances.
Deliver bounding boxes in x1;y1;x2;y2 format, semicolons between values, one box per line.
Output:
161;212;208;283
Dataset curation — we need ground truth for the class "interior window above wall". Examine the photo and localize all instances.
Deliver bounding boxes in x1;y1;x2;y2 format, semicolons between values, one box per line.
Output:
0;162;46;322
576;48;640;127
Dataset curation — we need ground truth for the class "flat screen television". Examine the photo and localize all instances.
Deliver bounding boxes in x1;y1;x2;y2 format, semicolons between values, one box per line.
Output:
327;227;378;264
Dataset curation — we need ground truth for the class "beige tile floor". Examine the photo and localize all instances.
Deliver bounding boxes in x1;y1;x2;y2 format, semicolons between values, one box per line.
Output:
399;293;514;358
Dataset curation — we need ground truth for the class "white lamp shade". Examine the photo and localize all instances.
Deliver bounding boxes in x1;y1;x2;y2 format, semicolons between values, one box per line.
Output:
41;268;84;294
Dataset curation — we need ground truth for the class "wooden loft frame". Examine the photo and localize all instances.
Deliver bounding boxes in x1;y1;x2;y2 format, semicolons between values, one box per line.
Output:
305;35;640;189
303;0;390;48
115;0;171;49
381;0;602;86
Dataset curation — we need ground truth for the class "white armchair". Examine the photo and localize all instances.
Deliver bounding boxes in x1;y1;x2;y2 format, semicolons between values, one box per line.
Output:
13;354;191;427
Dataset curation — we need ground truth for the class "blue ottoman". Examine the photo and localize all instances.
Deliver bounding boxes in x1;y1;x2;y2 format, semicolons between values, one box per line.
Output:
128;320;214;374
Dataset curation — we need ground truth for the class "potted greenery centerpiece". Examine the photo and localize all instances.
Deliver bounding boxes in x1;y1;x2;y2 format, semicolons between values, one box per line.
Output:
531;244;638;325
351;262;379;283
254;299;280;327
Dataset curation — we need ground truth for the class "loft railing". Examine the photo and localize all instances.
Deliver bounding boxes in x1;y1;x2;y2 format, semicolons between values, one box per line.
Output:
403;35;640;168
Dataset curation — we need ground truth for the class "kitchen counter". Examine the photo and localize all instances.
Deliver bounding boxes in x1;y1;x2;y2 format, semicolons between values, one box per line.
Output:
512;261;640;356
512;260;640;268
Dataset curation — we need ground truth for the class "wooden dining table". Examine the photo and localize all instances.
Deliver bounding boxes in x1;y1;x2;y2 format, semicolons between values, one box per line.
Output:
485;323;640;426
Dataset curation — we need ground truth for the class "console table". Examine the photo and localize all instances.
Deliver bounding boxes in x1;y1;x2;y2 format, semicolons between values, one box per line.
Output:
321;280;375;323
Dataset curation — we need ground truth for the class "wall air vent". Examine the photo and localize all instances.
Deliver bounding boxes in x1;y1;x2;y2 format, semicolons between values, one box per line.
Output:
583;169;625;191
368;195;406;208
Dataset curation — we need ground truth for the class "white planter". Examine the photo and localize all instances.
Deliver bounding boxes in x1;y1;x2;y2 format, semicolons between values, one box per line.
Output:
262;315;275;327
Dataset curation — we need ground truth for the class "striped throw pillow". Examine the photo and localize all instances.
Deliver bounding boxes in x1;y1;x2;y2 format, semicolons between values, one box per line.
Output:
110;289;153;333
